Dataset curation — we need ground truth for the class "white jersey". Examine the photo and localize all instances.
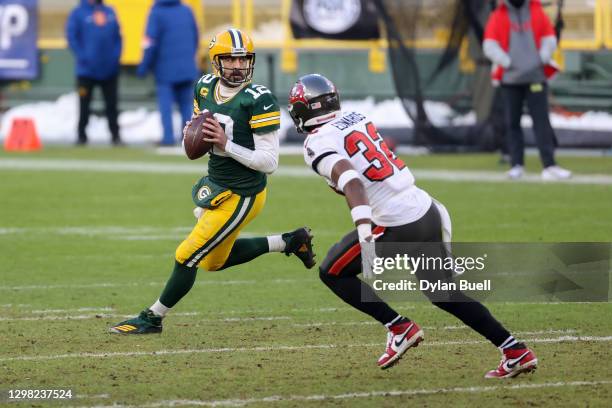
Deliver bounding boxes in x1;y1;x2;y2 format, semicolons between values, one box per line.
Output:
303;111;432;227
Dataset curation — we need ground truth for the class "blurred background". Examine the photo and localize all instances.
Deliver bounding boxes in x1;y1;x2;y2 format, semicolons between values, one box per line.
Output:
1;0;611;150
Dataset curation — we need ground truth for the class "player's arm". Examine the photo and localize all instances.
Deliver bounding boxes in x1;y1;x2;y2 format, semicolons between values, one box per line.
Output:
201;119;279;173
203;88;280;173
224;131;279;174
316;154;373;242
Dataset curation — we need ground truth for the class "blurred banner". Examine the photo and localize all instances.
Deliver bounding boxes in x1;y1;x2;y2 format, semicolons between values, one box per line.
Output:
0;0;38;80
290;0;380;40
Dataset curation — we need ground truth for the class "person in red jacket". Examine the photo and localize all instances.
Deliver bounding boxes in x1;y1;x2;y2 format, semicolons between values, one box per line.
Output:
484;0;571;180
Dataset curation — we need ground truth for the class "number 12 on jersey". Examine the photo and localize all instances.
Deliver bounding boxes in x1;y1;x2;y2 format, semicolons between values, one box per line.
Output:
344;122;406;182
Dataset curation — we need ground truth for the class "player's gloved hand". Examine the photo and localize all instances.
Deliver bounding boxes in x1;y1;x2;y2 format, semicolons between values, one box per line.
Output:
357;223;378;280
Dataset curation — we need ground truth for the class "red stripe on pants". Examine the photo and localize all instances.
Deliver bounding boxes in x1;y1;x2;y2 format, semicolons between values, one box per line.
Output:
328;226;385;276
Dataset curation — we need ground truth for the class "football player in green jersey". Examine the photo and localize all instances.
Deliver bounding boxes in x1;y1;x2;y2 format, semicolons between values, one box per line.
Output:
110;29;315;334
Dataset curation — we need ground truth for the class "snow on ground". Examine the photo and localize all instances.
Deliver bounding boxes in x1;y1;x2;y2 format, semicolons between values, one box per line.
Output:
1;93;611;145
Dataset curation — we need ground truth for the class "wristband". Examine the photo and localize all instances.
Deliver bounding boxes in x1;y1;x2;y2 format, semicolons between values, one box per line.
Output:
351;205;372;223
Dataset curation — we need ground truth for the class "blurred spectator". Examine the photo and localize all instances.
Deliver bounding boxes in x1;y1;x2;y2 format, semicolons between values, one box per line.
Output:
138;0;199;146
483;0;571;180
66;0;123;146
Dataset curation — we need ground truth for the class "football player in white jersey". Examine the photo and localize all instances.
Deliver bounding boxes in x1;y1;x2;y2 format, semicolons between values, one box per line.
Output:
288;74;538;377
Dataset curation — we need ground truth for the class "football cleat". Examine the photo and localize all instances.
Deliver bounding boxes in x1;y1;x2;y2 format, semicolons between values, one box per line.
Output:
377;319;424;369
282;227;316;269
109;309;162;334
485;344;538;378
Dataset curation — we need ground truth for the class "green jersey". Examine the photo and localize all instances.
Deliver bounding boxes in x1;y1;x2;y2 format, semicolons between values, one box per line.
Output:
193;74;280;196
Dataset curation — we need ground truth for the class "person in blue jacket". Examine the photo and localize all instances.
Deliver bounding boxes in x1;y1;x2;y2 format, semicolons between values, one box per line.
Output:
138;0;199;146
66;0;123;146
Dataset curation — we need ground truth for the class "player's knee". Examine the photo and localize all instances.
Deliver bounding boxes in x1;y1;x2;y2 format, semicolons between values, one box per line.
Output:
175;242;191;265
174;252;190;268
197;256;224;272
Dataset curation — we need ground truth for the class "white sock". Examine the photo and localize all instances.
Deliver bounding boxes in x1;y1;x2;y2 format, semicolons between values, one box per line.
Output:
384;314;403;329
499;335;517;350
267;235;286;252
150;299;170;317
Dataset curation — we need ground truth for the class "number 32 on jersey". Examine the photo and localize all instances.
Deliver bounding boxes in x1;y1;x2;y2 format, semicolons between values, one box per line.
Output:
344;122;406;182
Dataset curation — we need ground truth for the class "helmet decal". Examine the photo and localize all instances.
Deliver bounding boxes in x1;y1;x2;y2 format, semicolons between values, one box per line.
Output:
289;82;309;107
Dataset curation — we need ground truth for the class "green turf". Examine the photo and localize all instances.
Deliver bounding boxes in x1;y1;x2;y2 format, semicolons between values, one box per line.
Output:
1;148;611;407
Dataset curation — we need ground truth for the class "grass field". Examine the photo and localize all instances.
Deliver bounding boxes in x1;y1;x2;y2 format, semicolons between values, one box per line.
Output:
1;147;611;407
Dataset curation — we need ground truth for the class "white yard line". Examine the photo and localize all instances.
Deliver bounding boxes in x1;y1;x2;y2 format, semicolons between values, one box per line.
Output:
0;279;311;291
0;308;582;337
0;158;610;185
69;380;612;407
29;307;114;314
292;321;578;336
0;314;290;322
2;335;611;363
74;394;111;400
0;312;579;337
0;305;371;317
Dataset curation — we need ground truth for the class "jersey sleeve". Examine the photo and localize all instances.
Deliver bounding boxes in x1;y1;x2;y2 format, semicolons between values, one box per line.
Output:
249;86;281;134
193;75;215;115
303;132;341;174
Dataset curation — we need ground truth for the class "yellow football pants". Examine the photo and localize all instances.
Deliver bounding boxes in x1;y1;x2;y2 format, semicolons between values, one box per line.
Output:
175;189;267;271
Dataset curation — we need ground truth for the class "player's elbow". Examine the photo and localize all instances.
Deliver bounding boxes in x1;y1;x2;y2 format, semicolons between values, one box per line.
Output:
260;160;278;174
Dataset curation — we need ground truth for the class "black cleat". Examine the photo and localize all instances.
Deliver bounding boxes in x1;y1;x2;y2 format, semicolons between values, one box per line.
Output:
109;309;162;334
282;227;316;269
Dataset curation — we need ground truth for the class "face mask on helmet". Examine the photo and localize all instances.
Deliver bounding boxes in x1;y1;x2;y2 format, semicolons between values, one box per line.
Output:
508;0;525;8
214;54;255;87
288;74;341;133
209;29;256;87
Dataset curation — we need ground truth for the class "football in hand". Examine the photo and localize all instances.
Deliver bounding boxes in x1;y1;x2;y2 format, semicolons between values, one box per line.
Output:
183;110;214;160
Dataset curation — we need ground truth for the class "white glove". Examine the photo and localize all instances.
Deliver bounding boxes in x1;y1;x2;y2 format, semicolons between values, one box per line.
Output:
357;223;380;280
360;240;377;280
